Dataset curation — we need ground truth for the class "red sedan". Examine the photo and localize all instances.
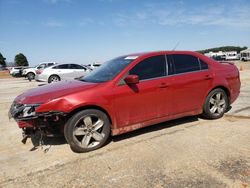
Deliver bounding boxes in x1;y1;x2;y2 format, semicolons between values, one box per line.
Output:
9;51;240;152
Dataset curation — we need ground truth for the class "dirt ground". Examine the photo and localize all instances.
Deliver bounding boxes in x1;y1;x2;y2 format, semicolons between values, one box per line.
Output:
0;62;249;188
0;71;11;78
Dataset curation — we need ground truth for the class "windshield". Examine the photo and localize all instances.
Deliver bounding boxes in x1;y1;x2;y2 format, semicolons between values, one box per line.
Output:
37;64;46;69
81;56;137;83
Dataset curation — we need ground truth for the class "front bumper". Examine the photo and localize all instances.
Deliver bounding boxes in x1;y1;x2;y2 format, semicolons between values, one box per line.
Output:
9;102;67;146
9;102;66;128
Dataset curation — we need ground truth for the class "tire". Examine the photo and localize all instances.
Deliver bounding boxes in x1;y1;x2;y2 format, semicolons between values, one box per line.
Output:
27;72;35;80
202;88;229;119
64;109;111;153
48;75;60;83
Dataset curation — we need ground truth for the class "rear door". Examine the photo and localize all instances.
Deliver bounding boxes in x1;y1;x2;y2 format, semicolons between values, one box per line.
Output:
166;54;212;114
52;64;72;80
69;64;87;77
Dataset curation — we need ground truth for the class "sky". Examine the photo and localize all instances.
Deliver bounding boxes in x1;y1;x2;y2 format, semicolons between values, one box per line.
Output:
0;0;250;66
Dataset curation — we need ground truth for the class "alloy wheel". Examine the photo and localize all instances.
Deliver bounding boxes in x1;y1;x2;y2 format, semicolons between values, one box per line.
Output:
209;92;226;116
50;76;59;82
73;115;105;148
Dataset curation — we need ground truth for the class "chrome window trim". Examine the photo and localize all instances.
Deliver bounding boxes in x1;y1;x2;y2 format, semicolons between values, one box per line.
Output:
165;55;169;76
118;54;210;86
138;69;209;83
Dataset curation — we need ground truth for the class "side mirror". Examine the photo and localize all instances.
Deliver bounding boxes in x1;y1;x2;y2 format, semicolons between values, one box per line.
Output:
124;75;139;85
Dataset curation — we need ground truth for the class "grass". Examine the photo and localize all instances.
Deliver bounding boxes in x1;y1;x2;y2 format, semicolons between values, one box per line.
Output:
0;71;12;79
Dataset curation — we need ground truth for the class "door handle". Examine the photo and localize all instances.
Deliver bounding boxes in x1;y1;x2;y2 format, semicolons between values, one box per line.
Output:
204;75;212;80
159;83;169;88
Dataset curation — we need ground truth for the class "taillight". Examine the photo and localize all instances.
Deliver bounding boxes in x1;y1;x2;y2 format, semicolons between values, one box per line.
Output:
36;70;43;74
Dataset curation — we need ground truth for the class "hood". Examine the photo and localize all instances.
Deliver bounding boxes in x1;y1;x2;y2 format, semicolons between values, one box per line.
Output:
15;80;99;104
23;67;35;71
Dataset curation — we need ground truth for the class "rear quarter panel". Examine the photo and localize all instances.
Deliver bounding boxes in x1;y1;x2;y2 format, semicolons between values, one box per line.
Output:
209;61;240;104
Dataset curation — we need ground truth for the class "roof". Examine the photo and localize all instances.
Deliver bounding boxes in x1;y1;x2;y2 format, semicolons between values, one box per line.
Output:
240;49;250;53
125;50;200;58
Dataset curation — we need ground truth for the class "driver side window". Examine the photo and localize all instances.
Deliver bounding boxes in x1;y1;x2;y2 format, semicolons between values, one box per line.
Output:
129;55;166;80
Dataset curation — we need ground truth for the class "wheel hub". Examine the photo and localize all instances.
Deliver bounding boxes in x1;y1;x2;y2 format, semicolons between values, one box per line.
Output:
73;115;105;148
209;92;226;115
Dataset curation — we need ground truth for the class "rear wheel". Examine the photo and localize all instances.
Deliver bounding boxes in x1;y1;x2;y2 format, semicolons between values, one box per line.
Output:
48;75;60;83
64;109;111;153
202;88;229;119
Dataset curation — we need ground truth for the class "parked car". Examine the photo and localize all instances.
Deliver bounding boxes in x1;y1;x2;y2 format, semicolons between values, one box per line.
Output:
87;62;102;70
35;63;91;83
9;67;27;77
211;55;226;61
22;62;56;80
240;49;250;61
9;51;240;153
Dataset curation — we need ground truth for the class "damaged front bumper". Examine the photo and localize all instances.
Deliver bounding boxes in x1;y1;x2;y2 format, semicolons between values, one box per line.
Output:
9;102;67;145
9;102;66;126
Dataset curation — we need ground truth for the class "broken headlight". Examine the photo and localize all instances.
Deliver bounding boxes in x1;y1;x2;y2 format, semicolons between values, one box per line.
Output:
22;104;40;117
9;103;41;120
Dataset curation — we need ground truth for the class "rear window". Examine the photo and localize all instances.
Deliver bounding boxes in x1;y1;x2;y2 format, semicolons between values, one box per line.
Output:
199;59;208;70
69;64;85;69
53;64;69;69
172;54;200;74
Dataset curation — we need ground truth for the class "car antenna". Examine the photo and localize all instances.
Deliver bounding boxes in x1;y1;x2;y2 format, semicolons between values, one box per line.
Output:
172;41;180;51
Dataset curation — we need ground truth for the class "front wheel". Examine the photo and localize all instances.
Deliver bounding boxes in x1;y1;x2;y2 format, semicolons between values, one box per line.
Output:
202;88;229;119
64;109;111;153
27;72;35;80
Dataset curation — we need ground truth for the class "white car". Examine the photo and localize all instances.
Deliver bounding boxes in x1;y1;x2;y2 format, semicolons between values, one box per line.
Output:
35;63;91;83
88;62;102;70
22;62;56;80
9;67;27;77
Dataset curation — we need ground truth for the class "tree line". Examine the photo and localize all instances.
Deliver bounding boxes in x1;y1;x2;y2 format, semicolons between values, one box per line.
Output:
0;46;248;67
198;46;248;54
0;53;29;67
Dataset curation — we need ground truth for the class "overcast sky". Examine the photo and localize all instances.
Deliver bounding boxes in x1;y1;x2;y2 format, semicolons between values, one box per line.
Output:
1;0;250;65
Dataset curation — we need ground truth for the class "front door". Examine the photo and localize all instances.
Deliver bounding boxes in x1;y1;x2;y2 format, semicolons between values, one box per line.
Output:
113;55;172;128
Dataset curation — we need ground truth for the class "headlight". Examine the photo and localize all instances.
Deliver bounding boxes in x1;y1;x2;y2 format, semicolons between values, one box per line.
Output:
22;104;40;117
9;103;40;119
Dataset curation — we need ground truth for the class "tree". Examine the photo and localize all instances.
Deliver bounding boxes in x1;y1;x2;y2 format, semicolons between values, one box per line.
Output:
15;53;29;66
198;46;248;54
0;53;6;67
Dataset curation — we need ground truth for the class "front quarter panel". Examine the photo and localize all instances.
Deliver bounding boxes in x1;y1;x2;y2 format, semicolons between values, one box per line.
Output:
35;83;116;126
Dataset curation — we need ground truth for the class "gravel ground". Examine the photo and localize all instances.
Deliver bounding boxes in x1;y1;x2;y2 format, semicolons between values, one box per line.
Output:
0;66;249;188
